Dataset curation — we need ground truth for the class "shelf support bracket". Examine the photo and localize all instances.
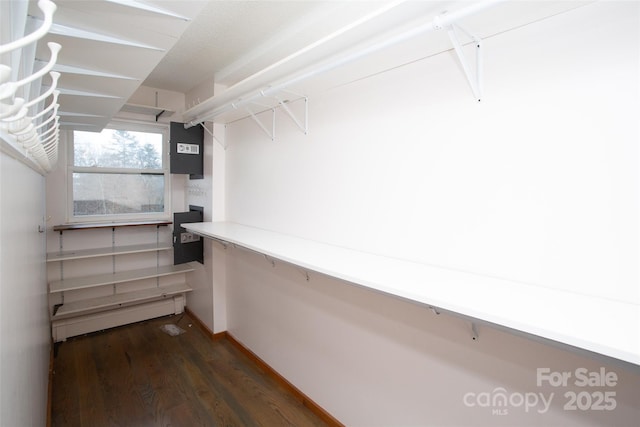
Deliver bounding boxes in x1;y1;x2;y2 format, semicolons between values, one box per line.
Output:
155;109;166;122
471;322;479;341
274;95;308;135
296;267;311;282
242;103;275;141
263;254;276;267
199;122;227;150
445;23;483;102
211;237;228;250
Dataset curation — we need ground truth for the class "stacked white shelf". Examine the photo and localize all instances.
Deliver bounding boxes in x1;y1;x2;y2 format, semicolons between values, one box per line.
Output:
47;221;193;341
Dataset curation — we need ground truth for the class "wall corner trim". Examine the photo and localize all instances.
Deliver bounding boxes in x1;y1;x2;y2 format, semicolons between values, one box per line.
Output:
46;339;54;427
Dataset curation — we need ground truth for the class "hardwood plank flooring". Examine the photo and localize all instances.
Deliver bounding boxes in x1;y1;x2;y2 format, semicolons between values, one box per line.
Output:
51;313;328;427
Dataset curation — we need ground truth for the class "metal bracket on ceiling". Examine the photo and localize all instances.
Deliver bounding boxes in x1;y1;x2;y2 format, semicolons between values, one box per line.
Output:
443;22;483;102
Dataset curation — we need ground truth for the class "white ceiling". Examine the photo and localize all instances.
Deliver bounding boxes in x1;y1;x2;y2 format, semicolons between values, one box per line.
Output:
143;0;340;92
28;0;591;131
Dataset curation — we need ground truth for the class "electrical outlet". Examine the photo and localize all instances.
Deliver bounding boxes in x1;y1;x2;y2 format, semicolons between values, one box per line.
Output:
180;232;201;244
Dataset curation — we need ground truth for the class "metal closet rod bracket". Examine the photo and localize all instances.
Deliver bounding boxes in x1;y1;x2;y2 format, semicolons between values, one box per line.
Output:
272;91;308;136
198;122;227;150
296;267;311;282
224;90;310;142
429;304;479;341
234;101;276;141
263;254;276;267
211;237;229;250
471;322;479;341
438;18;483;102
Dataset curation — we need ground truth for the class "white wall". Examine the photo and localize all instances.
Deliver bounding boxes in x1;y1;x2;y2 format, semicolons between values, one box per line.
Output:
183;81;227;333
227;250;639;426
221;2;640;426
0;150;50;427
181;124;217;330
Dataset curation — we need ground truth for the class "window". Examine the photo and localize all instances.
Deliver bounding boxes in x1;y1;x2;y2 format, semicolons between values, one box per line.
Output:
69;126;170;222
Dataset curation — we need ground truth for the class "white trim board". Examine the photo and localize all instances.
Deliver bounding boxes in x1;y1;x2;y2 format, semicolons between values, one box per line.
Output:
183;221;640;367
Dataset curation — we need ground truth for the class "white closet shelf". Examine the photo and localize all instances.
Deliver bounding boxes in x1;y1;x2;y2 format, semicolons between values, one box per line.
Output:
183;221;640;367
52;282;192;320
49;264;194;293
47;242;173;262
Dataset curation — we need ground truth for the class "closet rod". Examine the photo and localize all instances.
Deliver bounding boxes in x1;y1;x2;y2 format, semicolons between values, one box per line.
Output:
183;0;408;126
185;0;503;128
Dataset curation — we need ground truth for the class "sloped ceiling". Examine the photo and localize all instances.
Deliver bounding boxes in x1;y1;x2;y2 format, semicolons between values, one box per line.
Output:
29;0;207;132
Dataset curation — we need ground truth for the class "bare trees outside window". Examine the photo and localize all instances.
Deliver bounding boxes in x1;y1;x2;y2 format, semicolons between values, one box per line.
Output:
72;128;167;218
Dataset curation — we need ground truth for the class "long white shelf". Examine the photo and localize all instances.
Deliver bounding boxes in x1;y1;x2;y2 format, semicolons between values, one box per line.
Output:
49;264;194;293
52;282;192;320
47;243;172;262
183;221;640;367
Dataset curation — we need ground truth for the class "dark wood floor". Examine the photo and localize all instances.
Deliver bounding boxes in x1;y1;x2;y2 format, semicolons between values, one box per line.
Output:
51;313;328;427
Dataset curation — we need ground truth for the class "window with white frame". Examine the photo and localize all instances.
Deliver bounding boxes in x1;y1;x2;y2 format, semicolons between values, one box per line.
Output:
69;125;170;221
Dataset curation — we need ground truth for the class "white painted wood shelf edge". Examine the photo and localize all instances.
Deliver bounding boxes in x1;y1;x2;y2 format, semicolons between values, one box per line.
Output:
52;282;192;320
47;243;173;262
49;264;195;293
183;221;640;367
